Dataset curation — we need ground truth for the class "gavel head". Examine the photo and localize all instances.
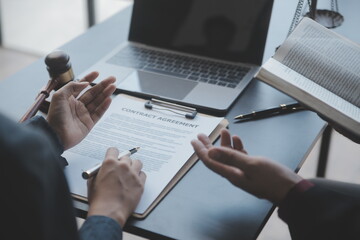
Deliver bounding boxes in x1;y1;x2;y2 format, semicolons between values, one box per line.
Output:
45;50;75;90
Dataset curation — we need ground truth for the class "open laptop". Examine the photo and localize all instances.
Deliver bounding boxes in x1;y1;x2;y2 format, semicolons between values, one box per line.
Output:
82;0;274;115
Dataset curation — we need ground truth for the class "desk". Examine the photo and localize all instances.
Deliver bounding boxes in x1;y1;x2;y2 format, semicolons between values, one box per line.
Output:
0;5;328;240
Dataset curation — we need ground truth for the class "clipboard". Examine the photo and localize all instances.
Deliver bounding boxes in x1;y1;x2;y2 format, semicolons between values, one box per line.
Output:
133;117;228;218
66;94;228;219
144;98;198;119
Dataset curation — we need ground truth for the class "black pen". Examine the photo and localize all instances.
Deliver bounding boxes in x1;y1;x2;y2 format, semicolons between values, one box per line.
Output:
82;147;140;179
234;103;304;120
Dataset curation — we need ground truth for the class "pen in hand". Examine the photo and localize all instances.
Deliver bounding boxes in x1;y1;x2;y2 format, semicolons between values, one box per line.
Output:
82;147;140;179
234;103;305;121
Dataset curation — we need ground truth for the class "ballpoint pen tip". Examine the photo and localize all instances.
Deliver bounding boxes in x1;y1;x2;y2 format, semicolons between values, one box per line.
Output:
234;115;244;120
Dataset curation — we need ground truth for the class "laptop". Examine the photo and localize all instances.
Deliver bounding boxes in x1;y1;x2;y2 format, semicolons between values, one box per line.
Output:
81;0;274;115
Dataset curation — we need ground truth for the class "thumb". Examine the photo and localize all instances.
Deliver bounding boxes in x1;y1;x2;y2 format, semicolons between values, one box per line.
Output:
208;147;250;170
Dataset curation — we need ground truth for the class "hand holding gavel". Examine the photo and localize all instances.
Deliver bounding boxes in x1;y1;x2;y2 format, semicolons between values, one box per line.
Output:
19;49;117;149
19;50;75;122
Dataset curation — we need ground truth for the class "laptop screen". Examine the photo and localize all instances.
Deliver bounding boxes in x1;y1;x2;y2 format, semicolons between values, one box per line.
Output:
129;0;273;65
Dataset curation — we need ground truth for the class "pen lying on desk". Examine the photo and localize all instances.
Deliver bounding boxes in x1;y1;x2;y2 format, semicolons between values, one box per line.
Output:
82;147;140;179
234;103;305;120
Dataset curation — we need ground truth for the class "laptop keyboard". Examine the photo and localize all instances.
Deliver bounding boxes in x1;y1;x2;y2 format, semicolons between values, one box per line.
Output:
106;45;250;88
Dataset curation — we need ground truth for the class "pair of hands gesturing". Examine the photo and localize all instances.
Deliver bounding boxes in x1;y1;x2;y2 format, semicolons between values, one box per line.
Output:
46;72;146;227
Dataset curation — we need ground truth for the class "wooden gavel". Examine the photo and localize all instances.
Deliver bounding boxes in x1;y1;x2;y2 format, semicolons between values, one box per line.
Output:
19;50;75;122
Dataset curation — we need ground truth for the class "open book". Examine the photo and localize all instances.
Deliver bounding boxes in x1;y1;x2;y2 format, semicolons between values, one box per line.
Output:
63;94;228;218
256;17;360;137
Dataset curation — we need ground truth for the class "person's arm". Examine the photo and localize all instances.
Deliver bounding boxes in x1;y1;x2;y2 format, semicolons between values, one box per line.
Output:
191;129;302;203
79;147;146;240
1;113;79;240
277;179;314;221
192;129;360;239
79;216;123;240
23;115;67;166
278;182;360;239
45;72;146;239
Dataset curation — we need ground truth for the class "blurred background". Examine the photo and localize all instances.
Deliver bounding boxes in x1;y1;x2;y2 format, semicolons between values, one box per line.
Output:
1;0;132;55
0;0;132;80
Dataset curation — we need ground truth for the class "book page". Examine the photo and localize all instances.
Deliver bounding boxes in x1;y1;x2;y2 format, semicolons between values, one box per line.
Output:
63;94;224;215
261;58;360;123
274;17;360;108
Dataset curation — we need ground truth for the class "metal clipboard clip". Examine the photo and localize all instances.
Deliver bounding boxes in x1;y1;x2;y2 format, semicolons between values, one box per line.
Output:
144;98;197;119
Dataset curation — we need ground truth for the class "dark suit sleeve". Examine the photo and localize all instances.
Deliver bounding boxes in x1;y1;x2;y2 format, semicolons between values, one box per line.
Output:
79;216;123;240
1;114;123;240
1;114;79;240
278;183;360;240
25;116;124;240
23;115;68;167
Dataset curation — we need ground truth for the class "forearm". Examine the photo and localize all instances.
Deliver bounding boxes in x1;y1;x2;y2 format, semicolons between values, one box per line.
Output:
23;115;67;167
79;216;123;240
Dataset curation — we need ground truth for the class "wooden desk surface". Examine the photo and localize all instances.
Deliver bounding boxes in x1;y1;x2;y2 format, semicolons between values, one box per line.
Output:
0;5;330;240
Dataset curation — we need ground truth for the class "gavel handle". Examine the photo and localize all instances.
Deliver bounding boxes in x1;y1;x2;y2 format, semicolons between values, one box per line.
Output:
19;78;59;123
19;93;48;122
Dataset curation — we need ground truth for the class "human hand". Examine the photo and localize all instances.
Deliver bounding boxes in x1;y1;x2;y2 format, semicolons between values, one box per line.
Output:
47;72;116;150
191;129;302;204
87;147;146;227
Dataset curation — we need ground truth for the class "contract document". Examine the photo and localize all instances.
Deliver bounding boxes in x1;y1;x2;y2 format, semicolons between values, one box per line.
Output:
63;94;227;218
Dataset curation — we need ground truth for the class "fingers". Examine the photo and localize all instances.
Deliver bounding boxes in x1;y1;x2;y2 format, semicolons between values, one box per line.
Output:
104;147;146;183
77;76;116;124
131;159;143;172
119;155;132;165
194;131;248;169
132;159;147;183
54;81;89;100
192;138;246;181
191;138;227;173
220;129;247;154
208;161;247;186
205;147;253;189
192;135;252;191
139;171;147;183
220;129;232;147
88;93;113;124
196;133;212;149
208;147;251;171
79;76;116;106
191;138;212;166
79;71;100;84
105;147;120;161
121;157;146;186
60;71;99;99
191;138;211;161
232;135;247;154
